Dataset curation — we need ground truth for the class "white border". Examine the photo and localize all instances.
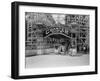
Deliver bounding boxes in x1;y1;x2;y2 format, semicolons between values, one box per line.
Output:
19;5;95;76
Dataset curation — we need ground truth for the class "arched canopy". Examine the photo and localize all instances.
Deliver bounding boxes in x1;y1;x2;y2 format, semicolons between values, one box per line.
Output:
44;33;72;39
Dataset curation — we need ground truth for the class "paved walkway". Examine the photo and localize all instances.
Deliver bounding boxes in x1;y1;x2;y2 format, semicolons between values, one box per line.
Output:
25;54;89;68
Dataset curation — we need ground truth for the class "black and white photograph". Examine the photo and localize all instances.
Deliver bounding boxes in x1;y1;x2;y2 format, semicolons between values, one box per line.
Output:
11;1;97;79
25;12;90;68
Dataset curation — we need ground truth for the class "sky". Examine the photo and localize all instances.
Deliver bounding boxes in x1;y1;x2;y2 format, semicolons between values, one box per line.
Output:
25;12;66;25
52;14;65;24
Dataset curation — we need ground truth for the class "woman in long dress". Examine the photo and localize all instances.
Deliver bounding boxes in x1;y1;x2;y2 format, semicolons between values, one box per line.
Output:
54;46;59;54
58;45;65;55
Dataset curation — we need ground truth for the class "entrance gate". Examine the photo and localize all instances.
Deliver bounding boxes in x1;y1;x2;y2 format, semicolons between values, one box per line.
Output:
44;33;72;55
